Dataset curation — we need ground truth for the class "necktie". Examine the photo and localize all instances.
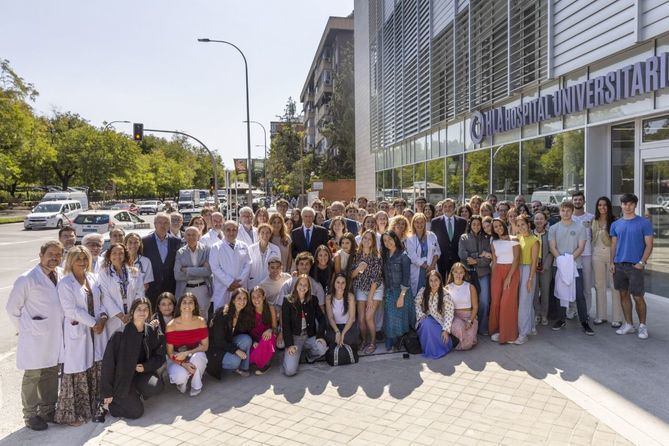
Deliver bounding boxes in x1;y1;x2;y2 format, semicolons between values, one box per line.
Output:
218;232;223;240
48;271;57;286
306;228;311;247
229;242;235;250
447;217;454;241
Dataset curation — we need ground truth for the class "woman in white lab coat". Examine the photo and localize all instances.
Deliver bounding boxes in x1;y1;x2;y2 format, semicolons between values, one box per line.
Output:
99;243;145;342
124;232;154;290
55;246;108;426
247;224;281;290
405;213;441;297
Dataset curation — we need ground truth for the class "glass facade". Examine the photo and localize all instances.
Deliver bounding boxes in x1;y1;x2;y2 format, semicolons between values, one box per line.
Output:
464;149;490;198
491;143;519;202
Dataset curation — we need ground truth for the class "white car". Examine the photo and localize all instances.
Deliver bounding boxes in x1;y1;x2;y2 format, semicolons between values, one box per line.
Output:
24;200;82;230
137;200;164;215
71;210;151;242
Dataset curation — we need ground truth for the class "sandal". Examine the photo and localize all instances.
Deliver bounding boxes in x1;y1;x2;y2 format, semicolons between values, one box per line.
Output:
358;341;368;353
364;343;376;355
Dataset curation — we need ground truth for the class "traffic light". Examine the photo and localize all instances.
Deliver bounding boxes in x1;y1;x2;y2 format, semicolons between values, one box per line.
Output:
133;123;143;141
209;177;215;192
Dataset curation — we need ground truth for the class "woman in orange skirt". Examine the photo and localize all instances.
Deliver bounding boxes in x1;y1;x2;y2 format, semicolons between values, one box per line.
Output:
489;219;520;344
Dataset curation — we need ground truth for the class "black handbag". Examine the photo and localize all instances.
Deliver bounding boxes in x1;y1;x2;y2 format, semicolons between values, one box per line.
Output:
325;344;359;366
401;329;422;354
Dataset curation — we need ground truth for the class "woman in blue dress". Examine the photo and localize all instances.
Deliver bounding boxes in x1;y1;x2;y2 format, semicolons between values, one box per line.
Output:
415;270;455;359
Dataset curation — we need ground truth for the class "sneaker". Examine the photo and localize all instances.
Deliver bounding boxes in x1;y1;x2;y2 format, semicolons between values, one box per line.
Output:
552;320;566;331
535;316;541;324
235;369;250;377
25;416;48;431
582;322;595;336
530;328;538;336
616;323;635;335
541;317;549;326
638;324;649;340
566;310;576;320
255;364;272;375
593;318;607;325
176;382;188;394
513;336;528;345
611;321;622;328
190;387;202;397
491;333;500;342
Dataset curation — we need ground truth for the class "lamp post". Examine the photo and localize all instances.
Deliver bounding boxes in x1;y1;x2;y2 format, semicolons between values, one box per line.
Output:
245;120;269;200
197;37;253;206
103;120;130;131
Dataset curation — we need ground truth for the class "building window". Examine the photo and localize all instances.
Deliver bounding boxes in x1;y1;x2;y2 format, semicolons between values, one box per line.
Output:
465;149;491;198
446;155;464;201
401;165;414;202
521;130;585;204
383;170;393;201
414;162;426;201
642;115;669;143
376;171;384;200
492;143;520;202
427;159;445;204
611;123;635;199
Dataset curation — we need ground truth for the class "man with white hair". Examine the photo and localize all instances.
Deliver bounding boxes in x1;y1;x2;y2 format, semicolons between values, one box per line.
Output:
209;220;251;310
236;206;257;247
81;233;105;274
323;200;359;234
200;212;224;247
291;207;328;259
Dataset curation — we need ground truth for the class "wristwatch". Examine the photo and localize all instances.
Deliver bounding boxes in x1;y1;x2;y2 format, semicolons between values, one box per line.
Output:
637;261;646;267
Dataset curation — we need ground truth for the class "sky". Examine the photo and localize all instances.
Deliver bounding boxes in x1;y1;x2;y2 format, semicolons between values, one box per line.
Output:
0;0;353;167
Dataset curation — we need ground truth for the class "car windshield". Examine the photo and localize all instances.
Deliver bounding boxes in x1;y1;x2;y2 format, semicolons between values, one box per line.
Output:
33;203;62;213
74;214;110;225
179;191;193;201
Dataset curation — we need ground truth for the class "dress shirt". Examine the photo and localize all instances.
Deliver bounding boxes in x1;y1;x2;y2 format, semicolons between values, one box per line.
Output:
154;233;169;263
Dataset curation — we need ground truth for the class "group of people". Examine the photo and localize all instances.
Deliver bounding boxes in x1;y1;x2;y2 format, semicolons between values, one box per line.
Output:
7;191;653;429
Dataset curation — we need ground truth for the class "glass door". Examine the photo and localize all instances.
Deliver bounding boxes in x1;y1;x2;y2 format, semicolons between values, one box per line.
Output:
643;159;669;297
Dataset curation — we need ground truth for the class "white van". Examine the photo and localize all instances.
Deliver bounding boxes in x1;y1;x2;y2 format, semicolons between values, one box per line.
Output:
41;189;89;211
530;190;569;206
24;200;82;230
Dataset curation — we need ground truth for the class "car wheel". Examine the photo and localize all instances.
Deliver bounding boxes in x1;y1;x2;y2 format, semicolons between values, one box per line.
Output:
56;219;63;229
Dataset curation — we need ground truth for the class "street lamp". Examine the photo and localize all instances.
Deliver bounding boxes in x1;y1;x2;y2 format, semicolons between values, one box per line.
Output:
103;120;130;131
197;37;253;206
244;120;269;199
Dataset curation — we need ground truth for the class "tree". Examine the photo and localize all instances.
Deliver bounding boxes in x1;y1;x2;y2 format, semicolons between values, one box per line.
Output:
267;98;307;196
47;112;89;190
319;41;355;179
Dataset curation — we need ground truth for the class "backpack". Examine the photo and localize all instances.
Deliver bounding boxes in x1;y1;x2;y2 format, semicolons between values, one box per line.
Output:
401;329;422;355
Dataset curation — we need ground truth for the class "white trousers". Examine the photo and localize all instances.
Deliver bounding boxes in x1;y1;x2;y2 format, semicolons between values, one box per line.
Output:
167;351;208;391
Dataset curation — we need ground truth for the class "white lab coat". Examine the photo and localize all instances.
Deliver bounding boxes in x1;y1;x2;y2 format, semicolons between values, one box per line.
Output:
98;265;145;338
58;272;107;374
132;255;154;286
209;239;251;310
555;254;579;308
200;228;222;248
236;224;258;247
247;242;282;290
6;265;64;370
405;232;442;295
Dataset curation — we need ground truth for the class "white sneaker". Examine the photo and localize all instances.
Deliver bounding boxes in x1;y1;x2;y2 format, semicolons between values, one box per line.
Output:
638;324;648;340
190;387;202;397
566;309;576;320
616;323;635;335
530;328;538;336
513;336;528;345
491;333;500;342
177;382;187;394
541;317;549;326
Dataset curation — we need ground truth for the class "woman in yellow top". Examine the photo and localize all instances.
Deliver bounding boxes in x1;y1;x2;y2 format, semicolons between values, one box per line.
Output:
515;215;539;345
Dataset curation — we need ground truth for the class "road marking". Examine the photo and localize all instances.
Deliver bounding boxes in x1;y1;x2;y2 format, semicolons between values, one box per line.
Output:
0;348;16;362
0;285;12;290
0;237;53;246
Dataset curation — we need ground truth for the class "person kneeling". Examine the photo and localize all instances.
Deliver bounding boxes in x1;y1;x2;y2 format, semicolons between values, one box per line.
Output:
282;275;327;376
101;298;165;419
415;271;455;359
207;289;255;379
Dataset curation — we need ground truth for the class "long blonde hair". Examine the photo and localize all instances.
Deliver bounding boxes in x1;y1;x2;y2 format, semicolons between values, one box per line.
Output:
63;245;92;274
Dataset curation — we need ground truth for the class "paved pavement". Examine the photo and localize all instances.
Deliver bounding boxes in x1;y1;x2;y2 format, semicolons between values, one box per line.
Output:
0;221;668;445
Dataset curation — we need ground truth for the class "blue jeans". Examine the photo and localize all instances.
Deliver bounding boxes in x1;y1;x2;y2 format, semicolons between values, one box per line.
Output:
477;274;491;335
221;334;252;371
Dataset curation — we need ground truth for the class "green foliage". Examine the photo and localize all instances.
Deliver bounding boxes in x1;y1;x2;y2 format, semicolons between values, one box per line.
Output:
0;60;225;200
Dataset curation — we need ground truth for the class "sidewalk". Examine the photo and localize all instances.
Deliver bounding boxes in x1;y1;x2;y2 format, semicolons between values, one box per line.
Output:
1;296;668;445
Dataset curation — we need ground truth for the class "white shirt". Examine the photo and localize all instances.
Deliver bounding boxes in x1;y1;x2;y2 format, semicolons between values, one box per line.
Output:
200;228;222;248
492;239;519;264
303;224;315;243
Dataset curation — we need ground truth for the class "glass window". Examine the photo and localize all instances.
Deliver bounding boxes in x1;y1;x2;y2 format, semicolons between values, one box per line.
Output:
439;128;447;156
521;130;585;204
401;165;414;201
642;115;669;143
446;155;464;201
414;162;426;200
465;149;490;198
643;160;669;297
431;130;440;159
415;135;426;161
427;159;445;204
376;171;384;200
491;143;519;202
447;122;464;154
611;122;635;203
392;168;401;200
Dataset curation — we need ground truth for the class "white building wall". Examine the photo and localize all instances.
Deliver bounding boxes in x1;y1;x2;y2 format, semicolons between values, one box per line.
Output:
355;0;376;200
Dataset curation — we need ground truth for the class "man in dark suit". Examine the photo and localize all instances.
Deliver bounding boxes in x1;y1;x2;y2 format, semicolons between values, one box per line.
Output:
432;198;467;277
142;212;181;308
291;207;328;260
323;201;359;234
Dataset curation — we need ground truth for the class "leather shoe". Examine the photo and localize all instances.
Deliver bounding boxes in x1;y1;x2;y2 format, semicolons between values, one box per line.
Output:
40;412;55;423
25;415;48;431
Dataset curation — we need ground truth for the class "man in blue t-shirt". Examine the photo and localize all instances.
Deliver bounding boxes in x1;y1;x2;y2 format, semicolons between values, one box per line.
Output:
610;193;654;340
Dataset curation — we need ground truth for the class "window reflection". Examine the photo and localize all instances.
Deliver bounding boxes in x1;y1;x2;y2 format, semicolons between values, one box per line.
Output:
446;155;464;201
492;143;519;202
465;149;490;198
427;159;445;203
642;115;669;143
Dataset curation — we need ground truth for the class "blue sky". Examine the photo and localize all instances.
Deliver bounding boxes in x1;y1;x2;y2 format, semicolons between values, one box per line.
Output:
0;0;353;167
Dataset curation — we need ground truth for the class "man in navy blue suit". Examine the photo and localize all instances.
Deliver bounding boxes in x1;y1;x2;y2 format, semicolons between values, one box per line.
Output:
432;198;467;277
141;213;181;308
323;201;359;234
291;207;328;260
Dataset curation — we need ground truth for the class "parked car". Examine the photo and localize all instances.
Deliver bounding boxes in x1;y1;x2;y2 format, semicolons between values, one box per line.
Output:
530;190;569;206
645;205;669;236
71;210;150;242
24;200;82;230
101;227;154;252
179;209;202;229
137;200;164;215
